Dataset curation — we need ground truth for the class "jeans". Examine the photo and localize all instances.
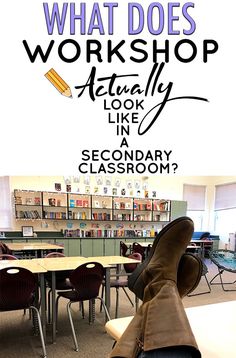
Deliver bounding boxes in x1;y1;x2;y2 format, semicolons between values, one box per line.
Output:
138;347;194;358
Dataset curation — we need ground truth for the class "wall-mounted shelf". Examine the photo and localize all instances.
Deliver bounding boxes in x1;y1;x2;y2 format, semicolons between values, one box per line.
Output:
14;189;171;224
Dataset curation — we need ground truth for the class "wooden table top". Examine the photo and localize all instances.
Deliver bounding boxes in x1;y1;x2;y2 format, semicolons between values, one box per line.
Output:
0;259;47;273
6;242;64;251
34;255;141;271
86;255;141;265
126;242;201;249
0;255;141;273
191;239;213;243
34;256;88;271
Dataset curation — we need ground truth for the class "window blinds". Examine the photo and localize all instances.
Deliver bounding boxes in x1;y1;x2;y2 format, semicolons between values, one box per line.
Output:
215;182;236;210
0;176;12;229
183;184;206;211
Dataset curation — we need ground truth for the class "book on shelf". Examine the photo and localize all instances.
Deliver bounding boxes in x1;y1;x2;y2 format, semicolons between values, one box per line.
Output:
83;199;89;207
69;199;75;207
94;200;100;208
48;198;56;206
102;200;107;208
114;202;120;209
15;196;22;205
76;199;83;207
25;197;33;205
93;213;98;220
34;197;41;205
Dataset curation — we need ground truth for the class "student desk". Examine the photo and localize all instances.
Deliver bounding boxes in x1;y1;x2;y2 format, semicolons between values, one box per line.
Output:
37;255;140;343
126;242;201;256
191;239;213;257
105;300;236;357
125;242;153;248
6;242;64;258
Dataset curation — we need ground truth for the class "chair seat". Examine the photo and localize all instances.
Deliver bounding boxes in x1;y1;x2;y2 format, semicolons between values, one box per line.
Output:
55;278;73;290
57;290;79;301
0;293;35;311
109;279;128;288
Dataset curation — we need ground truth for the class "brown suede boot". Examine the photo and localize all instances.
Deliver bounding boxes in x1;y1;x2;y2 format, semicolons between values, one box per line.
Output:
128;217;195;301
110;281;201;358
177;253;203;297
109;218;201;358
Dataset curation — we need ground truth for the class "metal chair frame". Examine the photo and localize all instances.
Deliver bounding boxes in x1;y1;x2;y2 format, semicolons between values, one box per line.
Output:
57;262;111;352
0;266;47;358
101;253;142;318
210;250;236;291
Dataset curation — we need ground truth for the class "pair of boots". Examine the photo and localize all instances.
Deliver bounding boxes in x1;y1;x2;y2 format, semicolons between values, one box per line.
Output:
110;217;202;358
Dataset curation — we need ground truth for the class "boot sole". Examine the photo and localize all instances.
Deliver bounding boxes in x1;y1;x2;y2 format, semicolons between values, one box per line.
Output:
128;216;193;300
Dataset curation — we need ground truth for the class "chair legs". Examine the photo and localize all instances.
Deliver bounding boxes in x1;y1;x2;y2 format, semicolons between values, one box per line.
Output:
210;268;236;291
121;287;134;307
67;297;111;352
188;274;211;297
30;306;47;358
67;301;79;352
47;288;52;323
96;296;111;321
89;299;95;324
101;284;134;318
114;287;133;318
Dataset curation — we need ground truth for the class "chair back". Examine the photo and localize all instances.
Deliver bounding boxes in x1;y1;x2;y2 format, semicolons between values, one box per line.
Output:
0;254;18;260
146;244;152;257
0;267;37;311
45;252;65;258
0;242;12;255
120;241;128;256
132;242;145;260
202;261;208;276
45;252;70;283
124;253;142;273
69;262;104;301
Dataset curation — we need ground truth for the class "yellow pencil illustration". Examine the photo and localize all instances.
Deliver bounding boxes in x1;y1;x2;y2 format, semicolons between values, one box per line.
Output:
45;68;72;98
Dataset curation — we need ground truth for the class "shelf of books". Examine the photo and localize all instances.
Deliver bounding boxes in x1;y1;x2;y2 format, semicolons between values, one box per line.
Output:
68;193;90;220
113;197;133;221
153;200;171;222
42;191;67;220
91;195;112;221
134;198;152;221
14;189;42;220
14;190;171;224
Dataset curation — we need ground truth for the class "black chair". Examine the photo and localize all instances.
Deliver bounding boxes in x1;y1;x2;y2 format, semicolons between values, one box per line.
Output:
132;242;146;261
0;242;12;255
101;253;142;318
146;243;152;257
120;241;129;256
0;254;18;260
0;266;47;358
0;254;28;314
188;260;211;296
56;262;111;352
44;252;73;323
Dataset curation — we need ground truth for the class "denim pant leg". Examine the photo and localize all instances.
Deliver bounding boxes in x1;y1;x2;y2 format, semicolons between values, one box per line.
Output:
138;347;194;358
